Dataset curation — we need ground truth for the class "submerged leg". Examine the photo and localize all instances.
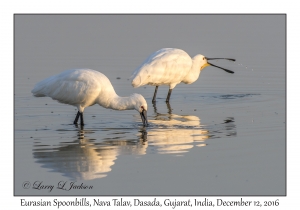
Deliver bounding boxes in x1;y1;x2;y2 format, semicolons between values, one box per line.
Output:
152;86;159;102
80;112;84;126
152;101;158;114
166;101;172;114
74;111;80;124
166;89;173;102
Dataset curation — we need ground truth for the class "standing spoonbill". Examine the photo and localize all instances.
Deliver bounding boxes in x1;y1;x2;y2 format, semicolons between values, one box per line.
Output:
131;48;235;102
32;69;148;126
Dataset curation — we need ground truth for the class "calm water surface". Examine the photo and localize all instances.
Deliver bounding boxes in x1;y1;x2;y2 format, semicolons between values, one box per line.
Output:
14;15;285;196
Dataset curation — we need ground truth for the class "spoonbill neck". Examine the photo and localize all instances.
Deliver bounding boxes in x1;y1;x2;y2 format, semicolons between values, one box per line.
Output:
106;95;136;111
182;55;203;84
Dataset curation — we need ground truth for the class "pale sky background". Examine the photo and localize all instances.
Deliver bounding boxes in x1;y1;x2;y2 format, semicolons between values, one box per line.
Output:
1;0;298;209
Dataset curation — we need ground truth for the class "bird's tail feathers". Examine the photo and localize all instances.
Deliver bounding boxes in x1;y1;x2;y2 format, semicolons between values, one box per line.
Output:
31;76;56;97
131;75;142;88
131;64;152;88
31;85;47;97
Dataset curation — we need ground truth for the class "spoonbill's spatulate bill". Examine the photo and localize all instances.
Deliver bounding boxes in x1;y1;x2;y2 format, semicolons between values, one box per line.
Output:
131;48;235;102
32;69;148;126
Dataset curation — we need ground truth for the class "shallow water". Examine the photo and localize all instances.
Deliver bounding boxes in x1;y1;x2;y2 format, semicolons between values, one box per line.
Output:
14;14;285;196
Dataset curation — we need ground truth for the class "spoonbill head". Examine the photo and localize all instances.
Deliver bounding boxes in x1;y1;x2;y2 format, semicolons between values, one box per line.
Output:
32;69;148;126
131;48;235;102
129;93;148;126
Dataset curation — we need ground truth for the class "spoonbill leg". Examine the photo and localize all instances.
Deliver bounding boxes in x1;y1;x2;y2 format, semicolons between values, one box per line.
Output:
166;89;173;103
74;111;80;124
74;111;84;125
80;112;84;126
152;86;159;102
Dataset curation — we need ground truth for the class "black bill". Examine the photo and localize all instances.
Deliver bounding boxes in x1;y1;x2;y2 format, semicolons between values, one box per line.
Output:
206;58;236;62
140;110;148;126
206;57;235;74
208;62;234;74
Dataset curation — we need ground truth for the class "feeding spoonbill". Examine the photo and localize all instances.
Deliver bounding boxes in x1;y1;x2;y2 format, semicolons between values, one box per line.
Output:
131;48;235;102
32;69;148;126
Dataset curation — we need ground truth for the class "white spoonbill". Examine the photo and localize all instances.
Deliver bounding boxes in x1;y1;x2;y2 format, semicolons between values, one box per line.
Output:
131;48;235;102
32;69;148;126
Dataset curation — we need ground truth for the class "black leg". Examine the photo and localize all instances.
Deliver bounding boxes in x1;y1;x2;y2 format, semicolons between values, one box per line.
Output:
80;112;84;126
152;101;158;114
166;89;173;102
74;111;80;124
152;86;158;102
166;101;172;114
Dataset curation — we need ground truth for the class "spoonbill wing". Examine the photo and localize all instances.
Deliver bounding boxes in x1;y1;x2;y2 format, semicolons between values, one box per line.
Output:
32;69;103;106
131;48;192;87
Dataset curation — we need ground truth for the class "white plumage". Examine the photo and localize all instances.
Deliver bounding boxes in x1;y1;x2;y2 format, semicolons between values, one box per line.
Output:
32;69;148;126
131;48;235;102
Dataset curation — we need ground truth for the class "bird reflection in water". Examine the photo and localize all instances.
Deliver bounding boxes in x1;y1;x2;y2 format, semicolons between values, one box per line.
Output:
33;104;235;180
33;126;148;181
145;102;210;154
33;128;114;180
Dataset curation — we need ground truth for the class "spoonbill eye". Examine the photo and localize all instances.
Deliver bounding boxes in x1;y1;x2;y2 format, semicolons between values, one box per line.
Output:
203;57;205;60
141;106;144;109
